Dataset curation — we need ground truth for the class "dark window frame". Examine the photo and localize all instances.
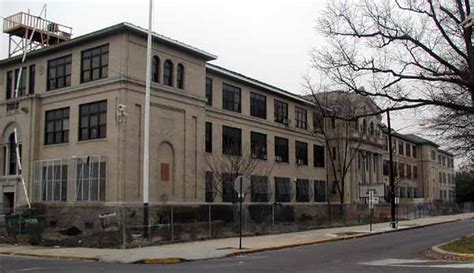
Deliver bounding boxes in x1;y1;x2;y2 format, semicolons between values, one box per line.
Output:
152;55;160;83
251;175;269;202
250;92;267;119
222;83;241;112
163;59;174;86
275;136;289;163
78;100;107;141
45;107;70;145
250;131;267;160
47;54;72;91
29;64;35;94
6;70;13;100
177;63;185;89
205;77;213;106
314;145;325;167
296;179;310;202
295;106;308;129
205;122;212;153
295;141;308;165
81;44;109;83
222;126;241;156
314;180;327;202
275;177;292;202
313;111;323;131
14;67;27;97
274;100;288;124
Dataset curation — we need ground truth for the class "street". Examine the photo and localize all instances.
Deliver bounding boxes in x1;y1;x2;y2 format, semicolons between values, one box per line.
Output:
1;219;473;273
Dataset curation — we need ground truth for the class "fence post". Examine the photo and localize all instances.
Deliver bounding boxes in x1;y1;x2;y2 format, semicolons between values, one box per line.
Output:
271;204;275;234
208;204;212;239
121;207;126;249
170;206;174;241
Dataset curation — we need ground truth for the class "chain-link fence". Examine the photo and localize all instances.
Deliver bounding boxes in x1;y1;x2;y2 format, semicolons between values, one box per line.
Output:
0;202;462;248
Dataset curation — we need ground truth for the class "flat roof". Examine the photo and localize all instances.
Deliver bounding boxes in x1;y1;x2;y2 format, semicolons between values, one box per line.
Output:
0;22;217;66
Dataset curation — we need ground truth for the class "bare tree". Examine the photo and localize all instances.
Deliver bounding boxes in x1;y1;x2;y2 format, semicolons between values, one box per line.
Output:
204;144;274;203
313;0;473;157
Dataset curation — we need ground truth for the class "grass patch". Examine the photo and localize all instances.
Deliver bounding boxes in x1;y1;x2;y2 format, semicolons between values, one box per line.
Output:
440;235;474;254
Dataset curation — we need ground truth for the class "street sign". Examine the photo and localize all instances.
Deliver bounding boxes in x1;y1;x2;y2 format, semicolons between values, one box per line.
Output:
234;175;250;197
395;197;400;204
359;184;385;198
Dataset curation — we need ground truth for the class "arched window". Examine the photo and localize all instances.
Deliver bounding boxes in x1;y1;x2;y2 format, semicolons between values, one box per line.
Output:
163;60;173;86
370;121;374;135
152;55;160;83
7;133;20;175
177;63;185;89
362;119;367;134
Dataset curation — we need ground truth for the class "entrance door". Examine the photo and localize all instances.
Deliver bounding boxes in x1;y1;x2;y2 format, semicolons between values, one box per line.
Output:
3;192;14;214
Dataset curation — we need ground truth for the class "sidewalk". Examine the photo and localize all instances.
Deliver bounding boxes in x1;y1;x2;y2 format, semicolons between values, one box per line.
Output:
1;213;473;264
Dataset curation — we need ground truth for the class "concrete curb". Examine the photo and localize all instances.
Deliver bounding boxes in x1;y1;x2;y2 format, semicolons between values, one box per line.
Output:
431;235;474;260
1;217;471;264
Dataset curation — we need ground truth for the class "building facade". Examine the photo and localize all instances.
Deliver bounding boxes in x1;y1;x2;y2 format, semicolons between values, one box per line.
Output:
0;22;455;212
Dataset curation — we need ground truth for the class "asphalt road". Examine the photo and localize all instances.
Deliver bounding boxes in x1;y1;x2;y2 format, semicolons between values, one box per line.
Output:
1;219;474;273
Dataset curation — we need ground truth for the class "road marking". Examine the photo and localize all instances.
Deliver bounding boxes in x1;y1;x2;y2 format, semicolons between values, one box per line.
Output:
361;258;474;269
12;267;50;272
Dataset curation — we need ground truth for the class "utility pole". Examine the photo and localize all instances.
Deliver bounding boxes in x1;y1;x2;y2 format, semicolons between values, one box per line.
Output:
143;0;153;238
387;111;396;228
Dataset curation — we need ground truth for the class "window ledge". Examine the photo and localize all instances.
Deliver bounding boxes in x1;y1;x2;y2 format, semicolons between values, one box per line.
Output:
44;142;69;148
77;138;108;144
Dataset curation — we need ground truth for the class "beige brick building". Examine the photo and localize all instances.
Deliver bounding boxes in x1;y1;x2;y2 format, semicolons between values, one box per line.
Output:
0;21;455;212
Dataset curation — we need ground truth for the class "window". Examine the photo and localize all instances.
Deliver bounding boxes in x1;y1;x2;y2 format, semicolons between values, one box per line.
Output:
383;160;389;176
399;163;405;178
383;136;388;151
314;180;327;202
75;156;106;201
295;141;308;165
205;77;213;106
275;177;292;202
331;117;336;129
81;44;109;83
400;187;406;198
222;83;241;112
413;166;418;179
29;64;35;94
295;107;307;129
163;60;173;86
405;143;411;157
45;107;69;145
412;145;417;158
314;145;325;167
7;133;21;175
431;150;436;161
152;55;160;83
406;165;412;179
33;160;68;202
5;71;13;100
251;176;268;202
250;92;266;119
275;137;289;163
274;100;288;124
398;141;404;155
205;122;212;153
177;63;185;89
296;179;310;202
47;55;72;90
79;100;107;141
369;122;374;135
251;132;267;160
313;111;323;131
222;126;241;156
362;119;367;133
14;67;27;97
222;173;237;202
205;172;214;202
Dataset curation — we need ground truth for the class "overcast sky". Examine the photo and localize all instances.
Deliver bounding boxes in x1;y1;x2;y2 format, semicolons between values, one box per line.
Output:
1;0;426;134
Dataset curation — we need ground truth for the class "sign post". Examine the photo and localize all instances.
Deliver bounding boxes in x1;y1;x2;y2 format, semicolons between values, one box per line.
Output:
234;176;248;249
366;190;379;232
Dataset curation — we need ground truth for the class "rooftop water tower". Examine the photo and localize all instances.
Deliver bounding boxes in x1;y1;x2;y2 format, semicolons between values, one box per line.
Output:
3;12;72;57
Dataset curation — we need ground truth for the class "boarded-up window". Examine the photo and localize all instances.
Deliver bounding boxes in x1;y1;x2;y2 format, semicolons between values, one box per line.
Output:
161;163;170;181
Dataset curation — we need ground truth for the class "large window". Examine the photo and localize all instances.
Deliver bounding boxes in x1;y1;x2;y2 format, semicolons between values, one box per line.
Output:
222;126;241;156
275;177;292;202
163;60;174;86
152;55;160;83
177;63;185;89
205;122;212;153
75;156;106;202
33;159;68;202
295;141;308;165
6;133;21;175
222;83;241;112
413;166;418;179
251;132;267;160
314;145;325;167
79;100;107;141
313;111;323;131
81;44;109;83
205;77;213;106
295;107;307;129
296;179;310;202
29;64;35;94
45;107;69;145
251;175;269;202
222;173;237;202
14;67;27;97
406;165;412;179
398;141;404;155
314;180;327;202
5;71;13;100
275;136;289;163
413;145;417;158
205;172;214;202
250;92;266;119
47;55;72;90
383;160;389;176
405;143;411;157
274;100;288;124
